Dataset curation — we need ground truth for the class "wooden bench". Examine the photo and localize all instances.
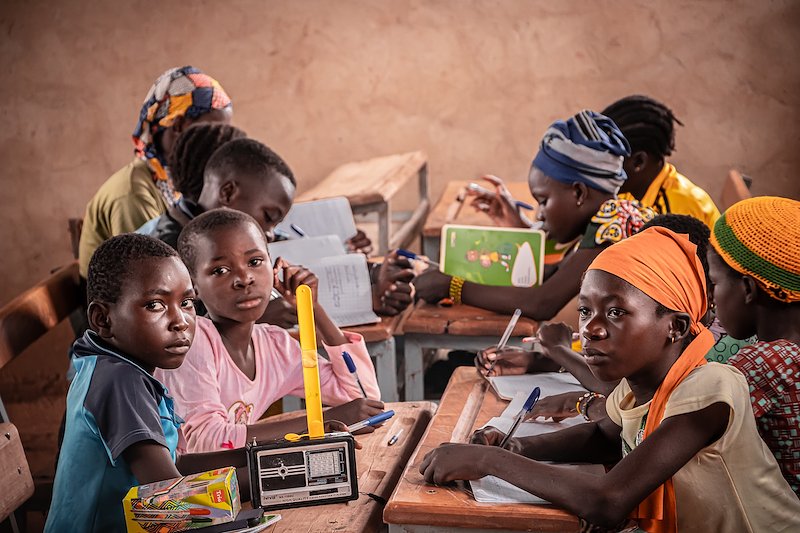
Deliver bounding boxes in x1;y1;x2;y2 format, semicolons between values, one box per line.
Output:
0;423;34;533
0;261;82;529
298;152;430;255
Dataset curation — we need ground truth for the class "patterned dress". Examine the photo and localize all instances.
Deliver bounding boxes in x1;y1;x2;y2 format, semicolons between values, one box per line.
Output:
729;339;800;496
579;198;657;249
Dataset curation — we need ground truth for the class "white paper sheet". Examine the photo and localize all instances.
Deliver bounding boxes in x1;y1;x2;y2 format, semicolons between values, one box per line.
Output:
487;372;586;401
275;197;358;244
267;235;347;265
305;254;379;327
471;463;605;504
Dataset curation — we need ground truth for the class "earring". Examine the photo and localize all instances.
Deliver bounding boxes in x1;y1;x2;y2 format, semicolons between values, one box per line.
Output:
576;200;583;207
669;334;677;344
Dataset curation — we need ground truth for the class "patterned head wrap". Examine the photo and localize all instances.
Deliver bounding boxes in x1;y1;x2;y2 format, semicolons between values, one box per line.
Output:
710;196;800;303
132;66;232;205
587;226;716;532
532;110;630;194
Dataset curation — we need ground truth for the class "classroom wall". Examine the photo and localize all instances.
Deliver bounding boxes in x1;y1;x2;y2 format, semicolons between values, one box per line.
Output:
0;1;798;479
2;0;800;308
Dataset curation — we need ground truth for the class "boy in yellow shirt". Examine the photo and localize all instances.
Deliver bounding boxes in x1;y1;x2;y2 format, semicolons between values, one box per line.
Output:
602;95;720;227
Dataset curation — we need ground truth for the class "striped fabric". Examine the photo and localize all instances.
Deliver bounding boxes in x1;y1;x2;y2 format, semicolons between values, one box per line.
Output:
532;110;630;194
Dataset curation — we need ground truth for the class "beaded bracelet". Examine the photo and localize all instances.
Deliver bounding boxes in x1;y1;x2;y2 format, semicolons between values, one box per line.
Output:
449;276;466;305
576;392;605;421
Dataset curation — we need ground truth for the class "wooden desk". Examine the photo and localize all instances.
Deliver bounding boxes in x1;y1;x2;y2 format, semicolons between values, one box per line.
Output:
423;181;536;261
399;302;538;401
298;151;430;255
384;368;578;532
263;401;437;533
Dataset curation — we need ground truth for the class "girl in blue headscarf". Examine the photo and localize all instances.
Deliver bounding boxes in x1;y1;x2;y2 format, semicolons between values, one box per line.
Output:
414;110;656;321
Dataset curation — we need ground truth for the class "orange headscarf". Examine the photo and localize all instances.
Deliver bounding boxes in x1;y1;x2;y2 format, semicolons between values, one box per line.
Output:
587;227;716;533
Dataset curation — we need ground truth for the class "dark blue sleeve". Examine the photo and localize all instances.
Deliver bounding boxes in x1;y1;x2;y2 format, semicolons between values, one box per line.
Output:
84;358;168;462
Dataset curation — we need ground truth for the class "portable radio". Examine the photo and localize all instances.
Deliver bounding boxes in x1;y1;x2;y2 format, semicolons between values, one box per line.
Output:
247;285;359;510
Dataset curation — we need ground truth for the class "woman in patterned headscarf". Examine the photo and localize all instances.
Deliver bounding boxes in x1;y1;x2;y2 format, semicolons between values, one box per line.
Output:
78;66;232;278
414;110;656;321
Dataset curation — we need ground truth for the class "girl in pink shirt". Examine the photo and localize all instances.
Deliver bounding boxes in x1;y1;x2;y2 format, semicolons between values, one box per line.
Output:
157;207;383;453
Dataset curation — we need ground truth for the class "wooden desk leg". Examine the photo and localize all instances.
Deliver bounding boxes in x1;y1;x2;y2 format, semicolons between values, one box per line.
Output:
376;201;390;256
370;337;399;403
401;334;531;401
403;335;426;401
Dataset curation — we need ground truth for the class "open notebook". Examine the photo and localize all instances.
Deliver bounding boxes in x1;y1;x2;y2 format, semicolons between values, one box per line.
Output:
275;197;358;244
268;236;379;328
470;373;602;504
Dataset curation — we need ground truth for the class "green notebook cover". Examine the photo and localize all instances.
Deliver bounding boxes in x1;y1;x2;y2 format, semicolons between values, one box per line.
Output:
440;224;546;287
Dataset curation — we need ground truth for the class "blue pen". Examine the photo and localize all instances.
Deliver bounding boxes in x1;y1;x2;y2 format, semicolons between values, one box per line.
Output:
396;248;440;267
515;200;535;211
342;351;368;398
499;387;541;448
290;223;307;237
348;410;395;432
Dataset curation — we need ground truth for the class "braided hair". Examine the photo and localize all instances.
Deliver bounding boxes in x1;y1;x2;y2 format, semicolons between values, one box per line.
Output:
601;95;683;160
168;123;246;202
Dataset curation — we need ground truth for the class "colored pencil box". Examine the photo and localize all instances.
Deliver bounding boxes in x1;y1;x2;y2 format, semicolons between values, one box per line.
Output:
122;467;241;532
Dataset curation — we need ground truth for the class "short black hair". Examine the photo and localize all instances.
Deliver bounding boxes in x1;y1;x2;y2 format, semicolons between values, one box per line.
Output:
87;233;179;303
642;213;710;283
204;138;296;188
601;95;684;159
168;123;247;202
177;208;266;275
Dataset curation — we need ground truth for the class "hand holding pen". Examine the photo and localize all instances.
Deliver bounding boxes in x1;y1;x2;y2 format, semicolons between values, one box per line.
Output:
485;309;523;376
465;175;532;228
499;387;540;448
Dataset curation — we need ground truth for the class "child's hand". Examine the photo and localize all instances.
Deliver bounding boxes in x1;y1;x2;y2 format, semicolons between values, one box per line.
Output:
525;391;581;423
259;298;297;328
536;322;574;352
325;399;385;434
419;443;499;484
411;268;451;303
273;257;319;305
373;252;415;316
466;175;527;228
475;346;534;377
470;426;524;453
323;420;363;449
346;230;374;256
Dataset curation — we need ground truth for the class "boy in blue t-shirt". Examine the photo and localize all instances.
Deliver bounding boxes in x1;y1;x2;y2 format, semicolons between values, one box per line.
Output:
46;234;247;532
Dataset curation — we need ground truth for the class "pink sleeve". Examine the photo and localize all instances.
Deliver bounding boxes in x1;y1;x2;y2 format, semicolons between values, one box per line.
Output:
157;320;247;452
318;332;381;404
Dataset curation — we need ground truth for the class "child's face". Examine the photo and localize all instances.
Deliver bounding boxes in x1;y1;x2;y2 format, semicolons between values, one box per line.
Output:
228;171;295;242
578;270;676;383
528;167;587;244
104;256;196;372
706;248;754;340
192;221;273;324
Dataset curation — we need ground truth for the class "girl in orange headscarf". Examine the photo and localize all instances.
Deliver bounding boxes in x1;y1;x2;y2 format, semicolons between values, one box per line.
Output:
419;227;800;532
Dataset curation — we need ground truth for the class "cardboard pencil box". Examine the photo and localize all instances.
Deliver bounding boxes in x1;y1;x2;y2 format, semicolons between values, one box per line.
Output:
123;467;241;533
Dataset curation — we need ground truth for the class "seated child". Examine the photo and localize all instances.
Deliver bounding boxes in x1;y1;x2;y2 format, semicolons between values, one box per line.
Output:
707;196;800;496
152;132;414;324
46;234;247;533
413;110;656;320
419;227;800;531
601;95;720;227
138;122;247;236
156;208;383;453
476;214;751;421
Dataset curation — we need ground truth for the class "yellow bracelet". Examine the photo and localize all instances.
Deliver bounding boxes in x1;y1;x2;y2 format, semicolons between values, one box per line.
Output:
449;276;466;305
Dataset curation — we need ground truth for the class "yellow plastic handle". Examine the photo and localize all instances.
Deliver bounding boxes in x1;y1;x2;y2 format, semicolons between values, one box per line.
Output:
296;285;324;438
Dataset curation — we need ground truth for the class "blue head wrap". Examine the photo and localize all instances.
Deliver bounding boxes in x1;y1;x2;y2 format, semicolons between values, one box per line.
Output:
532;110;630;194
